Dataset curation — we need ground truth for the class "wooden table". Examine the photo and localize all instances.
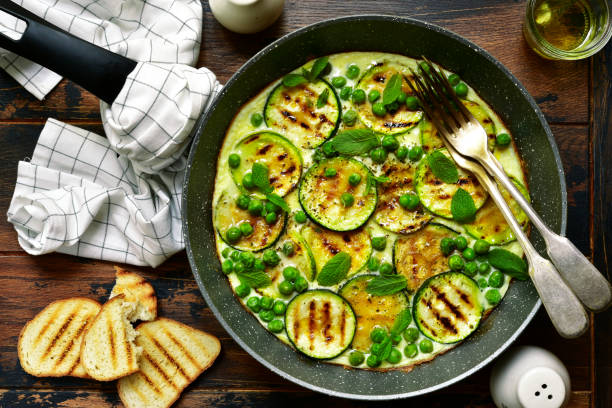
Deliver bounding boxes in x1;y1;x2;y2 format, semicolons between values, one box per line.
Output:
1;1;610;407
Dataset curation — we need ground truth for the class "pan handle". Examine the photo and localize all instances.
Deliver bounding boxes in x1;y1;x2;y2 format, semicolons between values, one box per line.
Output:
0;2;137;104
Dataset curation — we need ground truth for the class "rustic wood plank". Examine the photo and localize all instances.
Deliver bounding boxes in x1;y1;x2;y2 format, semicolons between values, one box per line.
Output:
0;389;592;408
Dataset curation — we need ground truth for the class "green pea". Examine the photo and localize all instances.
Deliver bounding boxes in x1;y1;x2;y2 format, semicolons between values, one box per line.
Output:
294;276;309;293
440;237;455;256
372;102;387;117
235;284;250;298
346;64;360;79
242;172;254;189
279;243;293;258
259;309;275;322
278;280;294;296
405;95;420;111
496;133;511;146
268;319;284;333
348;350;365;366
368;89;381;103
454;82;468;98
479;262;491;274
230;250;241;261
464;261;478;277
368;257;380;271
391;333;402;345
234;261;245;274
254;259;265;271
247;198;263;216
260;296;274;310
379;262;394;276
366;354;381;368
387;348;402;364
419;339;434;353
463;247;476;261
408;145;424;161
236;194;250;210
371;236;387;251
448;73;460;86
370;147;387;163
478;278;488;289
342;109;358;126
225;227;242;244
370;327;387;343
351;89;366;104
222;247;232;258
419;61;431;73
488;270;504;288
294;211;307;223
324;167;337;178
474;239;491;255
221;259;234;274
273;300;287;316
228;153;241;169
382;135;399;152
250;112;263;127
239;251;255;267
265;201;279;214
449;254;465;271
322;142;336;157
396;146;408;161
404;344;418;358
348;173;362;186
283;266;299;282
239;222;254;237
455;236;468;250
246;296;261;312
265;212;277;224
403;327;419;343
386;101;400;113
331;76;347;88
341;193;355;207
340;86;352;100
396;92;407;104
486;289;502;304
262;249;281;266
399;193;420;210
370;343;382;355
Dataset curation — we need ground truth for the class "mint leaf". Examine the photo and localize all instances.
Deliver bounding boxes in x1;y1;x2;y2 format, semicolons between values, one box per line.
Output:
283;74;308;88
390;308;412;336
366;274;407;296
316;88;330;109
331;129;379;156
379;337;393;361
382;73;403;105
365;173;390;195
252;162;273;194
301;67;310;79
488;248;528;281
317;252;351;286
427;150;459;183
236;270;271;288
265;192;290;212
451;188;477;222
309;56;329;81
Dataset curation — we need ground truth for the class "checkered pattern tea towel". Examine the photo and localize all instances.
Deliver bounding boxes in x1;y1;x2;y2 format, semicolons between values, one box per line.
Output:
0;0;203;100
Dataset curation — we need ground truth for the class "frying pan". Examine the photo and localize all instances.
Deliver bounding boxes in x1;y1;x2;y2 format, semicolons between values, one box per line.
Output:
0;6;567;400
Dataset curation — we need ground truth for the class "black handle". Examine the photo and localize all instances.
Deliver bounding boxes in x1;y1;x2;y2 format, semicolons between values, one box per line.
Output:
0;2;137;104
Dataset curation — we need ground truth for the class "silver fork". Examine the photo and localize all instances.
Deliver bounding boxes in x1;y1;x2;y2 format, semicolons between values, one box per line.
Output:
408;59;612;314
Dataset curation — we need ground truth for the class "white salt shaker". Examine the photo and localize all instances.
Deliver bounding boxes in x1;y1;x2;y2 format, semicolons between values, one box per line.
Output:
490;346;571;408
209;0;284;34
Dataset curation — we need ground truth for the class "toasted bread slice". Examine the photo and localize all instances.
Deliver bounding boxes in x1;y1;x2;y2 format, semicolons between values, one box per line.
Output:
117;318;221;408
80;295;141;381
110;266;157;321
18;297;101;378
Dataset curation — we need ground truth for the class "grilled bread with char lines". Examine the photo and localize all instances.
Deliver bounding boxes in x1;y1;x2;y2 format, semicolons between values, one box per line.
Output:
110;267;157;322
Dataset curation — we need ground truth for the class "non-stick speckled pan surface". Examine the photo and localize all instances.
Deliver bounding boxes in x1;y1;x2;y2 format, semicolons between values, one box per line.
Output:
183;15;567;400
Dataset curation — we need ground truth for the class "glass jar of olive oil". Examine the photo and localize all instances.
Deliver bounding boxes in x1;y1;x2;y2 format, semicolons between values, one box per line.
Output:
523;0;612;60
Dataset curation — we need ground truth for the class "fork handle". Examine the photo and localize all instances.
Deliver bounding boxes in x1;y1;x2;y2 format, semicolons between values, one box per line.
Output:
481;151;612;312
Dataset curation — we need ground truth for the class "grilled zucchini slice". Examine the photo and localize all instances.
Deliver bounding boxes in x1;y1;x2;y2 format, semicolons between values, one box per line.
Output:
214;191;285;252
355;61;423;134
339;274;410;352
264;79;340;149
420;119;442;154
299;157;377;231
231;132;302;198
302;224;371;280
257;230;316;298
393;224;458;292
374;157;432;234
285;290;356;359
464;178;530;245
413;272;483;344
415;148;488;219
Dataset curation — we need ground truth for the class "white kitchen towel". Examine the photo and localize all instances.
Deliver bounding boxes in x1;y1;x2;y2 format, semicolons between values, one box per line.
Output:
8;68;220;269
0;0;203;100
